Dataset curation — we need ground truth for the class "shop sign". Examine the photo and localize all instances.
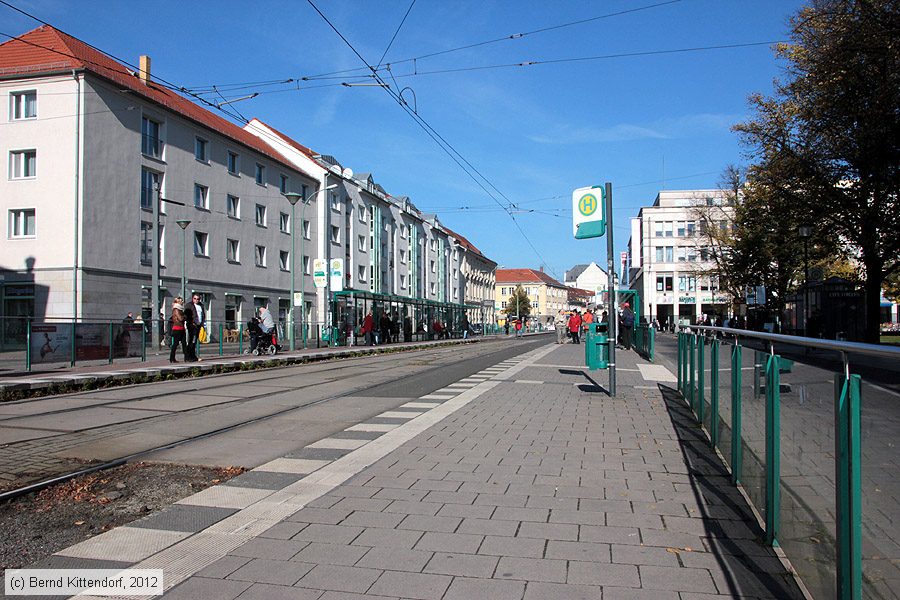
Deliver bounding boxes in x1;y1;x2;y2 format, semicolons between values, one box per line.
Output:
678;296;696;304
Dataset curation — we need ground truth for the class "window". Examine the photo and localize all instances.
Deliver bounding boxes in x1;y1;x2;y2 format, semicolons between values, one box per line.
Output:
330;225;340;244
677;221;686;237
194;231;208;257
687;221;696;237
10;91;36;120
677;247;687;262
141;117;162;158
227;238;240;263
331;192;341;211
9;150;36;179
303;255;310;275
8;208;35;238
430;240;437;252
655;247;663;262
358;265;366;282
429;282;436;295
227;194;240;219
302;219;310;240
255;163;266;186
359;204;367;222
279;174;288;194
141;168;160;209
654;222;663;237
358;235;366;252
194;184;209;209
678;276;696;292
400;273;407;289
687;247;698;262
279;212;289;233
666;246;674;262
400;249;406;264
194;137;208;162
227;151;239;174
430;260;436;273
279;250;290;271
255;245;267;267
664;221;673;237
656;275;673;292
140;221;152;264
255;204;267;227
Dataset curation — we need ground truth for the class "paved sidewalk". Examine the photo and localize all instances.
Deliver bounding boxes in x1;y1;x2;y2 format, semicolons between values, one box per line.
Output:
20;341;803;599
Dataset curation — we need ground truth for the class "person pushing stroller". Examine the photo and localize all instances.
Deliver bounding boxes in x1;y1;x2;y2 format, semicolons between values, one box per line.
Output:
246;305;280;355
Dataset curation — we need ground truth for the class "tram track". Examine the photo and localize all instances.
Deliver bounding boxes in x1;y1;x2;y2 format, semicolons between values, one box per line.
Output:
0;337;550;503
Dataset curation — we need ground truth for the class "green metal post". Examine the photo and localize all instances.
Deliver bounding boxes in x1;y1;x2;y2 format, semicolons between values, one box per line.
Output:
141;325;146;362
26;320;32;372
108;322;114;364
218;323;223;356
677;333;682;393
648;327;655;362
710;339;719;449
765;353;781;546
732;344;742;484
698;335;705;423
835;373;862;600
689;335;696;411
239;324;243;354
71;317;76;367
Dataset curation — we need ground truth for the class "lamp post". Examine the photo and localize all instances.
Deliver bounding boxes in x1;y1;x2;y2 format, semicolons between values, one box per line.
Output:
284;184;338;351
798;224;812;336
176;219;191;301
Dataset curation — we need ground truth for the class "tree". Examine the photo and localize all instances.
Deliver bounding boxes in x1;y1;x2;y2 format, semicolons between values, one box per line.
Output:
503;285;532;318
734;0;900;343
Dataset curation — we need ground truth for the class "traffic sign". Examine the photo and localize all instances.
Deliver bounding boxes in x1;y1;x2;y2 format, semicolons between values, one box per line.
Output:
572;185;606;239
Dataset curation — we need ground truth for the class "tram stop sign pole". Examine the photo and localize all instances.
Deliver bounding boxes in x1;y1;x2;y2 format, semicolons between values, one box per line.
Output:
572;183;616;396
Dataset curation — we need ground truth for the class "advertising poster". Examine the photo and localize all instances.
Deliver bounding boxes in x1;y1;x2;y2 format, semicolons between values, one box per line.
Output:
30;323;73;365
313;258;327;288
330;258;344;292
114;324;144;358
75;323;109;360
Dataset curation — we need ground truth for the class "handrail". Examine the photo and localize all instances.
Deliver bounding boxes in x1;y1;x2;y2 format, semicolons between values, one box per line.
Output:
679;324;900;361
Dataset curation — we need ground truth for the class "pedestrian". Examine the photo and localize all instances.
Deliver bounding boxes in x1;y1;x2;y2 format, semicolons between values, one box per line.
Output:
184;293;205;361
504;320;510;336
462;314;471;339
582;308;594;334
620;302;635;350
123;311;134;324
361;310;375;346
380;312;392;344
568;310;582;344
168;297;189;363
403;316;412;342
554;310;568;344
514;318;523;337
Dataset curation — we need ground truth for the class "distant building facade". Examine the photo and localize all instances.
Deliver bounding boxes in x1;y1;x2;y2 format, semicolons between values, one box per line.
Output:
495;268;568;324
564;262;608;294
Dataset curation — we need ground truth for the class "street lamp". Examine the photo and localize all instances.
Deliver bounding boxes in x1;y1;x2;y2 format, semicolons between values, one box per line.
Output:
284;184;338;351
798;224;812;336
176;219;191;301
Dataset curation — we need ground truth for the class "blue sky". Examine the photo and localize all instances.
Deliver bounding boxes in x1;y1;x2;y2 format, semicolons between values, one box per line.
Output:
4;0;805;281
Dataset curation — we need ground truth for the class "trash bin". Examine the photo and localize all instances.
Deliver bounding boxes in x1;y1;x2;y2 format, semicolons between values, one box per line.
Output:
585;323;609;370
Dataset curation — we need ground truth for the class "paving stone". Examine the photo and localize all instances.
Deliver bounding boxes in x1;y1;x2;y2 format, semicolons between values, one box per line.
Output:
522;581;603;600
292;524;364;545
332;497;392;512
383;499;443;516
479;535;546;558
496;556;568;583
367;570;452;600
457;517;519;537
227;558;312;585
422;490;479;504
436;503;495;519
352;526;424;549
517;521;579;541
639;565;718;592
195;555;252;579
164;576;252;600
492;506;549;523
548;509;606;526
443;576;526;600
259;522;309;540
611;544;680;567
291;542;370;566
295;564;382;594
286;507;353;525
398;513;462;533
424;552;499;577
130;504;237;533
579;525;642;544
414;531;483;554
545;540;611;563
474;493;529;507
602;586;679;599
229;538;308;561
234;582;323;600
567;561;640;587
356;546;433;572
342;510;406;528
639;528;705;549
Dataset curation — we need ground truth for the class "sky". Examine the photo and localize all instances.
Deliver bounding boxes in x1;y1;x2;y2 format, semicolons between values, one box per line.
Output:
3;0;807;282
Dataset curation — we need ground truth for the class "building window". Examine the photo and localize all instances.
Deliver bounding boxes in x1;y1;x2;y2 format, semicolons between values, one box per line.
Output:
194;231;208;257
140;168;159;209
359;204;367;222
227;238;240;263
330;225;340;244
399;249;406;264
141;116;162;158
430;282;436;295
279;212;289;233
194;137;209;162
255;204;267;227
8;208;35;238
194;184;209;210
140;221;152;264
430;260;436;273
279;250;290;271
664;221;673;237
227;194;240;219
400;273;407;289
358;265;366;282
654;222;663;237
302;219;310;240
255;163;266;186
331;192;341;211
303;255;311;275
279;174;288;194
10;91;36;120
687;221;696;236
430;240;437;252
227;151;239;175
9;150;36;179
255;245;267;267
656;275;673;292
677;247;687;262
358;235;366;252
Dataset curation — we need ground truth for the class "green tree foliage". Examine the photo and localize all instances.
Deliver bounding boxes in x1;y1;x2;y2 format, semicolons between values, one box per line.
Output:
503;285;532;317
734;0;900;342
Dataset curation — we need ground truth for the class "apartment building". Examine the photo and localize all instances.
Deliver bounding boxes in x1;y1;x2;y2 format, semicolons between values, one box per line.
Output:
625;189;734;327
564;262;609;293
0;26;494;345
495;268;569;325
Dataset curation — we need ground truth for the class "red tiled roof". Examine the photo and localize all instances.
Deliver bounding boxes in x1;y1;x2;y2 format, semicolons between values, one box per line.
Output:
567;287;595;299
440;225;492;262
496;268;565;287
249;118;318;162
0;26;303;174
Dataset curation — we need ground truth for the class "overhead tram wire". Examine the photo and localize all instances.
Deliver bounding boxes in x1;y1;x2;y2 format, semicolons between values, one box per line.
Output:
305;0;560;279
376;0;416;71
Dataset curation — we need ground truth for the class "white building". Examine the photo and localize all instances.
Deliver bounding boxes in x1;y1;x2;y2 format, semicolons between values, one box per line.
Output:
564;262;609;295
0;26;494;347
625;189;734;327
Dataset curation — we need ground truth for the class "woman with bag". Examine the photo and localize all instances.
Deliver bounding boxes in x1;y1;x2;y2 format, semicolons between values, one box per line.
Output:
169;297;189;363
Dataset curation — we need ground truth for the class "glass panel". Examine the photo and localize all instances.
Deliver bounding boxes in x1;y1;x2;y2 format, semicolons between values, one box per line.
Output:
717;340;734;470
740;347;767;523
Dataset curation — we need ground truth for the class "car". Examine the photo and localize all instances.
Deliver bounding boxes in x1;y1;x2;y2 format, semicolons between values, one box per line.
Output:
470;323;484;335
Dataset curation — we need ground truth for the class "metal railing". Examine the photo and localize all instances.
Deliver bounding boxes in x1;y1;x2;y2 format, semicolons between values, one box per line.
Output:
634;324;655;361
676;325;900;600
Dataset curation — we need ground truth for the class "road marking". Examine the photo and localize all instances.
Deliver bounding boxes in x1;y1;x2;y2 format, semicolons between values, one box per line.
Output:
253;458;331;474
637;364;677;382
514;380;544;385
401;402;443;409
379;410;425;419
307;438;369;450
347;423;400;432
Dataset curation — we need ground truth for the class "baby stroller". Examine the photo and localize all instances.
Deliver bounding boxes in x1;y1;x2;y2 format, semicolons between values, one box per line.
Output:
246;317;279;355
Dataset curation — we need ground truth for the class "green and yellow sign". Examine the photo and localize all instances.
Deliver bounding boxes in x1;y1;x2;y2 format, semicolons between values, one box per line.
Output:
572;185;606;239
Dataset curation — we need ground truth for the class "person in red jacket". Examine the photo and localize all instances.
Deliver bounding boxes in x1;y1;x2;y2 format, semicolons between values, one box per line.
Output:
568;310;583;344
360;310;375;346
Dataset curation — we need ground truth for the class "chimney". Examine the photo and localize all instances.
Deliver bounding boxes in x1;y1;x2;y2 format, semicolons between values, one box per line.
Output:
139;55;151;85
539;266;544;273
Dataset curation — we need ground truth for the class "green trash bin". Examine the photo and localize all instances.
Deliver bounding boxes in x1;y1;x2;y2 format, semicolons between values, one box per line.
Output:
586;323;609;370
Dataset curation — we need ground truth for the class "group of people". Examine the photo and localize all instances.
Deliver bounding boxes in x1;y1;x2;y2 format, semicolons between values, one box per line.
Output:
503;318;525;337
554;302;636;349
168;293;206;363
357;311;474;346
